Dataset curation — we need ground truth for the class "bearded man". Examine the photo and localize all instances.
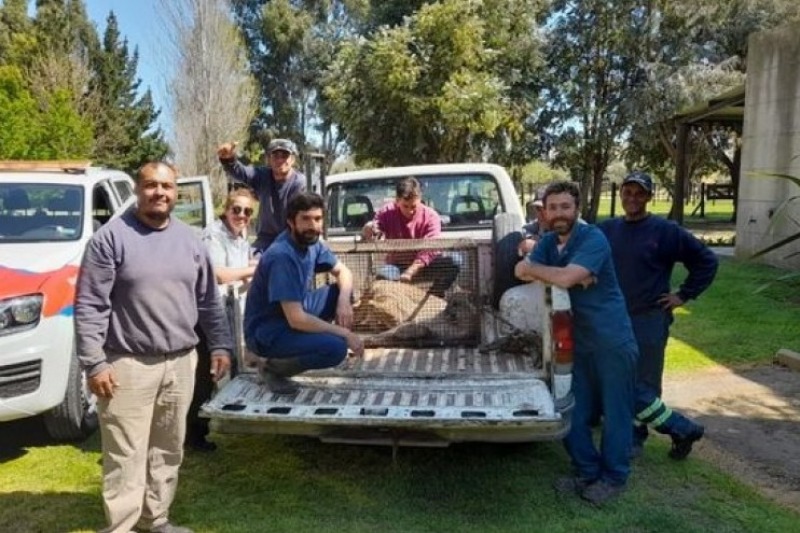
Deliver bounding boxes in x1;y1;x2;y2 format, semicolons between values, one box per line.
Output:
244;192;364;394
514;180;637;507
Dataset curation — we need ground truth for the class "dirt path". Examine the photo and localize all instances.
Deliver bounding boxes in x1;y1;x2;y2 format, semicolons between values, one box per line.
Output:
662;363;800;510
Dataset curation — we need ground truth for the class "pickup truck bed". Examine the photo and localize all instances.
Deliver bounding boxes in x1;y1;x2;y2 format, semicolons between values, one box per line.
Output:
204;347;564;446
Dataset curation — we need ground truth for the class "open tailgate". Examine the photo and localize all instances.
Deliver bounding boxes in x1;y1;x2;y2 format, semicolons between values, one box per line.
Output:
203;348;569;446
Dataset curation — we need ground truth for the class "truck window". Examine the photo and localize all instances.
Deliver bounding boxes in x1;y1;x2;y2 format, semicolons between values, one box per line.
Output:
327;173;504;232
0;183;84;241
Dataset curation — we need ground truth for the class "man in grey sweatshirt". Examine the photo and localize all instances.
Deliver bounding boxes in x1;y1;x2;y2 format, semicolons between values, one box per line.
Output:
75;161;232;533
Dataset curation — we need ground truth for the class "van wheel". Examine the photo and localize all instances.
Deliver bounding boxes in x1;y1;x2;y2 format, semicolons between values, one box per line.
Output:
42;351;98;441
492;212;525;309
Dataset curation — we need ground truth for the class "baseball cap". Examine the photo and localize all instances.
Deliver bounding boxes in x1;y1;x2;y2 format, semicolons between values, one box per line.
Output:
622;171;653;193
267;138;298;155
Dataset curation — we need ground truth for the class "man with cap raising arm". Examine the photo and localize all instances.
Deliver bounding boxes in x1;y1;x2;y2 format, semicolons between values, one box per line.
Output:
599;171;718;460
217;138;306;254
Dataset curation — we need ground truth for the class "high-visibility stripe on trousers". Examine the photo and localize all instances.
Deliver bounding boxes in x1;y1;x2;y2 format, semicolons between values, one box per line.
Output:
636;397;673;431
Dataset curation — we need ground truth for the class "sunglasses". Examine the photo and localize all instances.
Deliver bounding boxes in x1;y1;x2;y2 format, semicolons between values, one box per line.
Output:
230;205;254;216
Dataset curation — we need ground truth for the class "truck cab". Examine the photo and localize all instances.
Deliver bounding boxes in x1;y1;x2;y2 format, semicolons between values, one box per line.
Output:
204;163;574;447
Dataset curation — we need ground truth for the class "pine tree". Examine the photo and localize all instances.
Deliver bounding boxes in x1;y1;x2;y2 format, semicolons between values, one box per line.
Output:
87;12;168;173
0;0;33;66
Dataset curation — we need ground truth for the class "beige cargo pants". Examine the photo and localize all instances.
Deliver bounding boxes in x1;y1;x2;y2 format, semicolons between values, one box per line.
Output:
97;349;197;533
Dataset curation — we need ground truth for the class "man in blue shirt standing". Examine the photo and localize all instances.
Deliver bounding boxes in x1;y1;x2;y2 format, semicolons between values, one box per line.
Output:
217;138;306;254
599;171;717;460
515;180;637;507
245;192;364;394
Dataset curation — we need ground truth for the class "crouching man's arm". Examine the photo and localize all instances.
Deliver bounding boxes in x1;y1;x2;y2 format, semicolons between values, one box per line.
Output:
329;261;354;329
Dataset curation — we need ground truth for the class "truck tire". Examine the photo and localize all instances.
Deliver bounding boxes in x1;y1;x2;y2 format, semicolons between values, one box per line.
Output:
43;351;98;441
492;212;525;309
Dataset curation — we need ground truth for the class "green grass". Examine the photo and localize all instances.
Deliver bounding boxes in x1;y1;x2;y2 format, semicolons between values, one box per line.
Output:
667;257;800;372
2;432;799;533
1;258;799;532
596;197;735;224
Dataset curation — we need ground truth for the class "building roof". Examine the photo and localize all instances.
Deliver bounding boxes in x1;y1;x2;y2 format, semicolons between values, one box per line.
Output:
673;85;745;126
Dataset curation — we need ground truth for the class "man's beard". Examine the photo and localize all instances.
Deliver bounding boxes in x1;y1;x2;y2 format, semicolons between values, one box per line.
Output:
293;228;320;246
550;217;576;236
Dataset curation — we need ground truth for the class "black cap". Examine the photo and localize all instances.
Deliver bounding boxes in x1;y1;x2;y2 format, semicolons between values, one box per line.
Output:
267;138;298;155
622;171;653;194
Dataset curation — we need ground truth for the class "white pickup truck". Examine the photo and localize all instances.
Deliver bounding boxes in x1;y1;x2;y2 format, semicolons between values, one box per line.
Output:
204;163;574;446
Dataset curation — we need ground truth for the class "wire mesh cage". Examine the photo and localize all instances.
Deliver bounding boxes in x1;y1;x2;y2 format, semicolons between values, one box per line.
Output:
323;238;481;348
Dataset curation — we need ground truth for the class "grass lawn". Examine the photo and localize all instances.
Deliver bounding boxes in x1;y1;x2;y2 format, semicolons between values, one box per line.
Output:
596;196;735;224
1;257;798;532
667;257;799;372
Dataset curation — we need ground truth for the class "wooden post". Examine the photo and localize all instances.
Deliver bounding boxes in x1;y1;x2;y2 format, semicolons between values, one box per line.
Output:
610;182;617;218
700;182;705;218
674;122;689;224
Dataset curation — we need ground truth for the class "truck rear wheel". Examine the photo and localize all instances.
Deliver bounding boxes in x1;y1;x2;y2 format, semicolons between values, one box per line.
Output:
42;351;98;441
492;212;525;309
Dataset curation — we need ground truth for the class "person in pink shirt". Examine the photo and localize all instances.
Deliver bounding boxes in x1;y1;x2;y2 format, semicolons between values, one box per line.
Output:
362;177;459;297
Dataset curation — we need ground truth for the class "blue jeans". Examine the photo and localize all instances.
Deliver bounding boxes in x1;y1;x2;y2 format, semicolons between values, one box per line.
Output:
564;342;636;486
632;310;698;444
378;255;460;297
249;285;348;371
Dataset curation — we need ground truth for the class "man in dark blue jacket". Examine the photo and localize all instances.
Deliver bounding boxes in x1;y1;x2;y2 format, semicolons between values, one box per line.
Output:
599;171;718;460
217;138;306;254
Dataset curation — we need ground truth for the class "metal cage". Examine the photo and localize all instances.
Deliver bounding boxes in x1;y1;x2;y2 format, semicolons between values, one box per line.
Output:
324;238;481;348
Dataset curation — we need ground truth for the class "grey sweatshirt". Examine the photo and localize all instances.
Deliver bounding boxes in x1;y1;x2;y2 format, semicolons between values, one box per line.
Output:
75;208;233;376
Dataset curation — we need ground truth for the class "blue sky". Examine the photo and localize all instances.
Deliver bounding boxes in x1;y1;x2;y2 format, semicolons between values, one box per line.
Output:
84;0;167;132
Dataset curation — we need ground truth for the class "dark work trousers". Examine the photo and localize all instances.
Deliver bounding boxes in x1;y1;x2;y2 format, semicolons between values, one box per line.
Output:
632;310;699;445
248;284;348;371
186;324;214;444
564;342;637;487
395;255;460;297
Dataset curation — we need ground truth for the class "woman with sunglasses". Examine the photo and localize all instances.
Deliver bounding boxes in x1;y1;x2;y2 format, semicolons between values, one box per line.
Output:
186;188;259;452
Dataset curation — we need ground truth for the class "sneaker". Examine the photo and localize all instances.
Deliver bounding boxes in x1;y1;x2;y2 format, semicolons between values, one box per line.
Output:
669;425;705;460
580;480;626;507
259;366;300;395
553;476;594;496
148;523;195;533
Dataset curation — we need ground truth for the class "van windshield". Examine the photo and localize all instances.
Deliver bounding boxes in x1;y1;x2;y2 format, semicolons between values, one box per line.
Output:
326;173;503;234
0;183;84;242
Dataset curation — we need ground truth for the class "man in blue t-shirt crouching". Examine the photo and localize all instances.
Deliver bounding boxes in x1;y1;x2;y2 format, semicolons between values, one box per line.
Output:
244;192;364;394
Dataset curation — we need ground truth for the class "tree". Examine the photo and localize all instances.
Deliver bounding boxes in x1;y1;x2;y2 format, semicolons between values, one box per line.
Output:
0;0;34;66
87;12;169;173
542;0;669;221
324;0;545;166
230;0;370;170
0;65;92;159
622;1;800;220
158;0;258;199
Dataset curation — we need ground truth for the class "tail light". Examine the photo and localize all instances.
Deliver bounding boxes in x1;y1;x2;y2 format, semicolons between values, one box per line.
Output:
552;310;574;365
550;287;573;408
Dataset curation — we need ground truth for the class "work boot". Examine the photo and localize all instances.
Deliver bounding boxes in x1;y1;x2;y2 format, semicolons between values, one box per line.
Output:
669;424;705;460
580;480;626;507
553;476;594;496
259;357;305;395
